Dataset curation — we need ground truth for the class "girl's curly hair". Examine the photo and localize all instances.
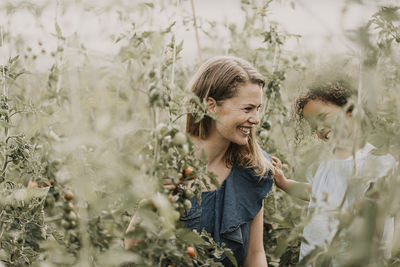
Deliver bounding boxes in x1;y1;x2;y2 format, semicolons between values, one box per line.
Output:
295;79;357;118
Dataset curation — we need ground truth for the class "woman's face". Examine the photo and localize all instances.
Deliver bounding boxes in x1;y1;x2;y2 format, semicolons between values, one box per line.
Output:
211;82;262;146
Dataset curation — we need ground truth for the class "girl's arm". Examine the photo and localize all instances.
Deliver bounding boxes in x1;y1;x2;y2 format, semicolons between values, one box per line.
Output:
244;204;268;267
272;157;312;202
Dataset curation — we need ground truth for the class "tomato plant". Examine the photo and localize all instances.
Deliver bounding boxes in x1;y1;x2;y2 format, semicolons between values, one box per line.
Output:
0;0;399;266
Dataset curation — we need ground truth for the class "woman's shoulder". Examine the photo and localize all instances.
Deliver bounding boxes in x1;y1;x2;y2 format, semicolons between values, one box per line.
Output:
233;163;273;189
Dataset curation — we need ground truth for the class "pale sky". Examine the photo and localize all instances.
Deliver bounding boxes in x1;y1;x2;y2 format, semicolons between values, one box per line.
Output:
0;0;398;68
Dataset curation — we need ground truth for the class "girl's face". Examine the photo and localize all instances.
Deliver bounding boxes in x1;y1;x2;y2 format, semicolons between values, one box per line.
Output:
211;82;262;146
302;99;349;140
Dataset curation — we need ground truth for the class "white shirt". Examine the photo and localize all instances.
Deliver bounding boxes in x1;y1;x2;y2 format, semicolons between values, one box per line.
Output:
299;143;396;262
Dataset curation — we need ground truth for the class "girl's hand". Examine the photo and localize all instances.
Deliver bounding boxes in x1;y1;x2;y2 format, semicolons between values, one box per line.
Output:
271;156;288;190
271;156;282;169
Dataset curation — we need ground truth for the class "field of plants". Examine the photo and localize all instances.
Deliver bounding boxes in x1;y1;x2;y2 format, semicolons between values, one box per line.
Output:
0;0;399;266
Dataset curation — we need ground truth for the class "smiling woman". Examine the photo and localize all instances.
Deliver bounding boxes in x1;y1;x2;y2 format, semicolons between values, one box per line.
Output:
181;56;274;267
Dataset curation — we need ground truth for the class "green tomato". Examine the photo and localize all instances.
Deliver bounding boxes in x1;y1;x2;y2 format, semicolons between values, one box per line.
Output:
184;189;194;199
156;123;169;136
172;210;180;221
184;199;192;210
67;211;77;221
173;132;186;146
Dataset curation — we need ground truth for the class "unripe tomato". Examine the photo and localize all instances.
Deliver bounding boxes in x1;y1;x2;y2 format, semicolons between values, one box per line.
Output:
173;132;186;146
63;201;74;212
187;246;195;259
67;211;77;221
184;189;194;199
156;123;169;136
28;181;38;188
172;210;180;221
184;199;192;210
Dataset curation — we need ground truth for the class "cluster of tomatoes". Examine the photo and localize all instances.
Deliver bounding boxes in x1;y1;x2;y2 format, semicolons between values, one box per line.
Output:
60;188;78;230
30;177;78;231
167;166;195;214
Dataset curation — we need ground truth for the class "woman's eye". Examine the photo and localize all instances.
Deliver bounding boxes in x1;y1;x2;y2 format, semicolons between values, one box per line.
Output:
244;107;252;112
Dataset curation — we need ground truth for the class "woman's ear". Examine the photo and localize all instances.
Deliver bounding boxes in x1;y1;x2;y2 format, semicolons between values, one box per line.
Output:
206;97;217;114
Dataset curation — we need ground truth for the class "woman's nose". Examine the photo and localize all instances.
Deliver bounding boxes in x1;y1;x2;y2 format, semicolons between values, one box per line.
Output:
249;111;260;125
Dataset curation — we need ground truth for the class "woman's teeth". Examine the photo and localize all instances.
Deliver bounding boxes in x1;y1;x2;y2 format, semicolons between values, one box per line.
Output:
238;127;250;134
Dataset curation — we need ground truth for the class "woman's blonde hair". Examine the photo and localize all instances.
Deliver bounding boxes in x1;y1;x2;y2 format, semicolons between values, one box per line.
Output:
186;56;272;177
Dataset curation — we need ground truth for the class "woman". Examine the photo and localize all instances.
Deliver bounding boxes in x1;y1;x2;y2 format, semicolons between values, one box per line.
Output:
181;56;274;266
126;56;273;266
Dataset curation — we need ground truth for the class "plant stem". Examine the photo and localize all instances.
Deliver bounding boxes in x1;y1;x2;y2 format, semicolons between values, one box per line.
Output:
262;42;279;116
1;25;6;97
190;0;202;62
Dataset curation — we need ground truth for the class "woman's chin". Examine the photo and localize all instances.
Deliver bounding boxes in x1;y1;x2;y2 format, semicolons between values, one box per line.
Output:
232;137;249;146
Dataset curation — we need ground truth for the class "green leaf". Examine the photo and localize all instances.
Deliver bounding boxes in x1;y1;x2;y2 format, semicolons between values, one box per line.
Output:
176;228;206;245
223;248;238;267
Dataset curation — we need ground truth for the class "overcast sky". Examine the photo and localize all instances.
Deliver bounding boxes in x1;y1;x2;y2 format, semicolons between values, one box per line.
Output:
1;0;398;68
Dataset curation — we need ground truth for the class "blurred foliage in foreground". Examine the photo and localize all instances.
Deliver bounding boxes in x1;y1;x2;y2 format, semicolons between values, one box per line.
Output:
0;0;399;266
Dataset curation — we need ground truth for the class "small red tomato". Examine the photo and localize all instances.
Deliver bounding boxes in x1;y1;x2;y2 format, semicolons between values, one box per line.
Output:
187;246;195;259
49;178;54;186
64;189;74;202
184;167;194;178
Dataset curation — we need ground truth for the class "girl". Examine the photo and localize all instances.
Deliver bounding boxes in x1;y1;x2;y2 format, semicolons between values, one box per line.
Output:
272;80;396;264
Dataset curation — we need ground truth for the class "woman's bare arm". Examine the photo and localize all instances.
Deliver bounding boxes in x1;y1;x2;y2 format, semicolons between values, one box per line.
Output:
244;205;268;267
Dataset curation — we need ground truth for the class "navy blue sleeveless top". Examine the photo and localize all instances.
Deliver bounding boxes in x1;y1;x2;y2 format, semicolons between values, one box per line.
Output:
180;154;274;266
